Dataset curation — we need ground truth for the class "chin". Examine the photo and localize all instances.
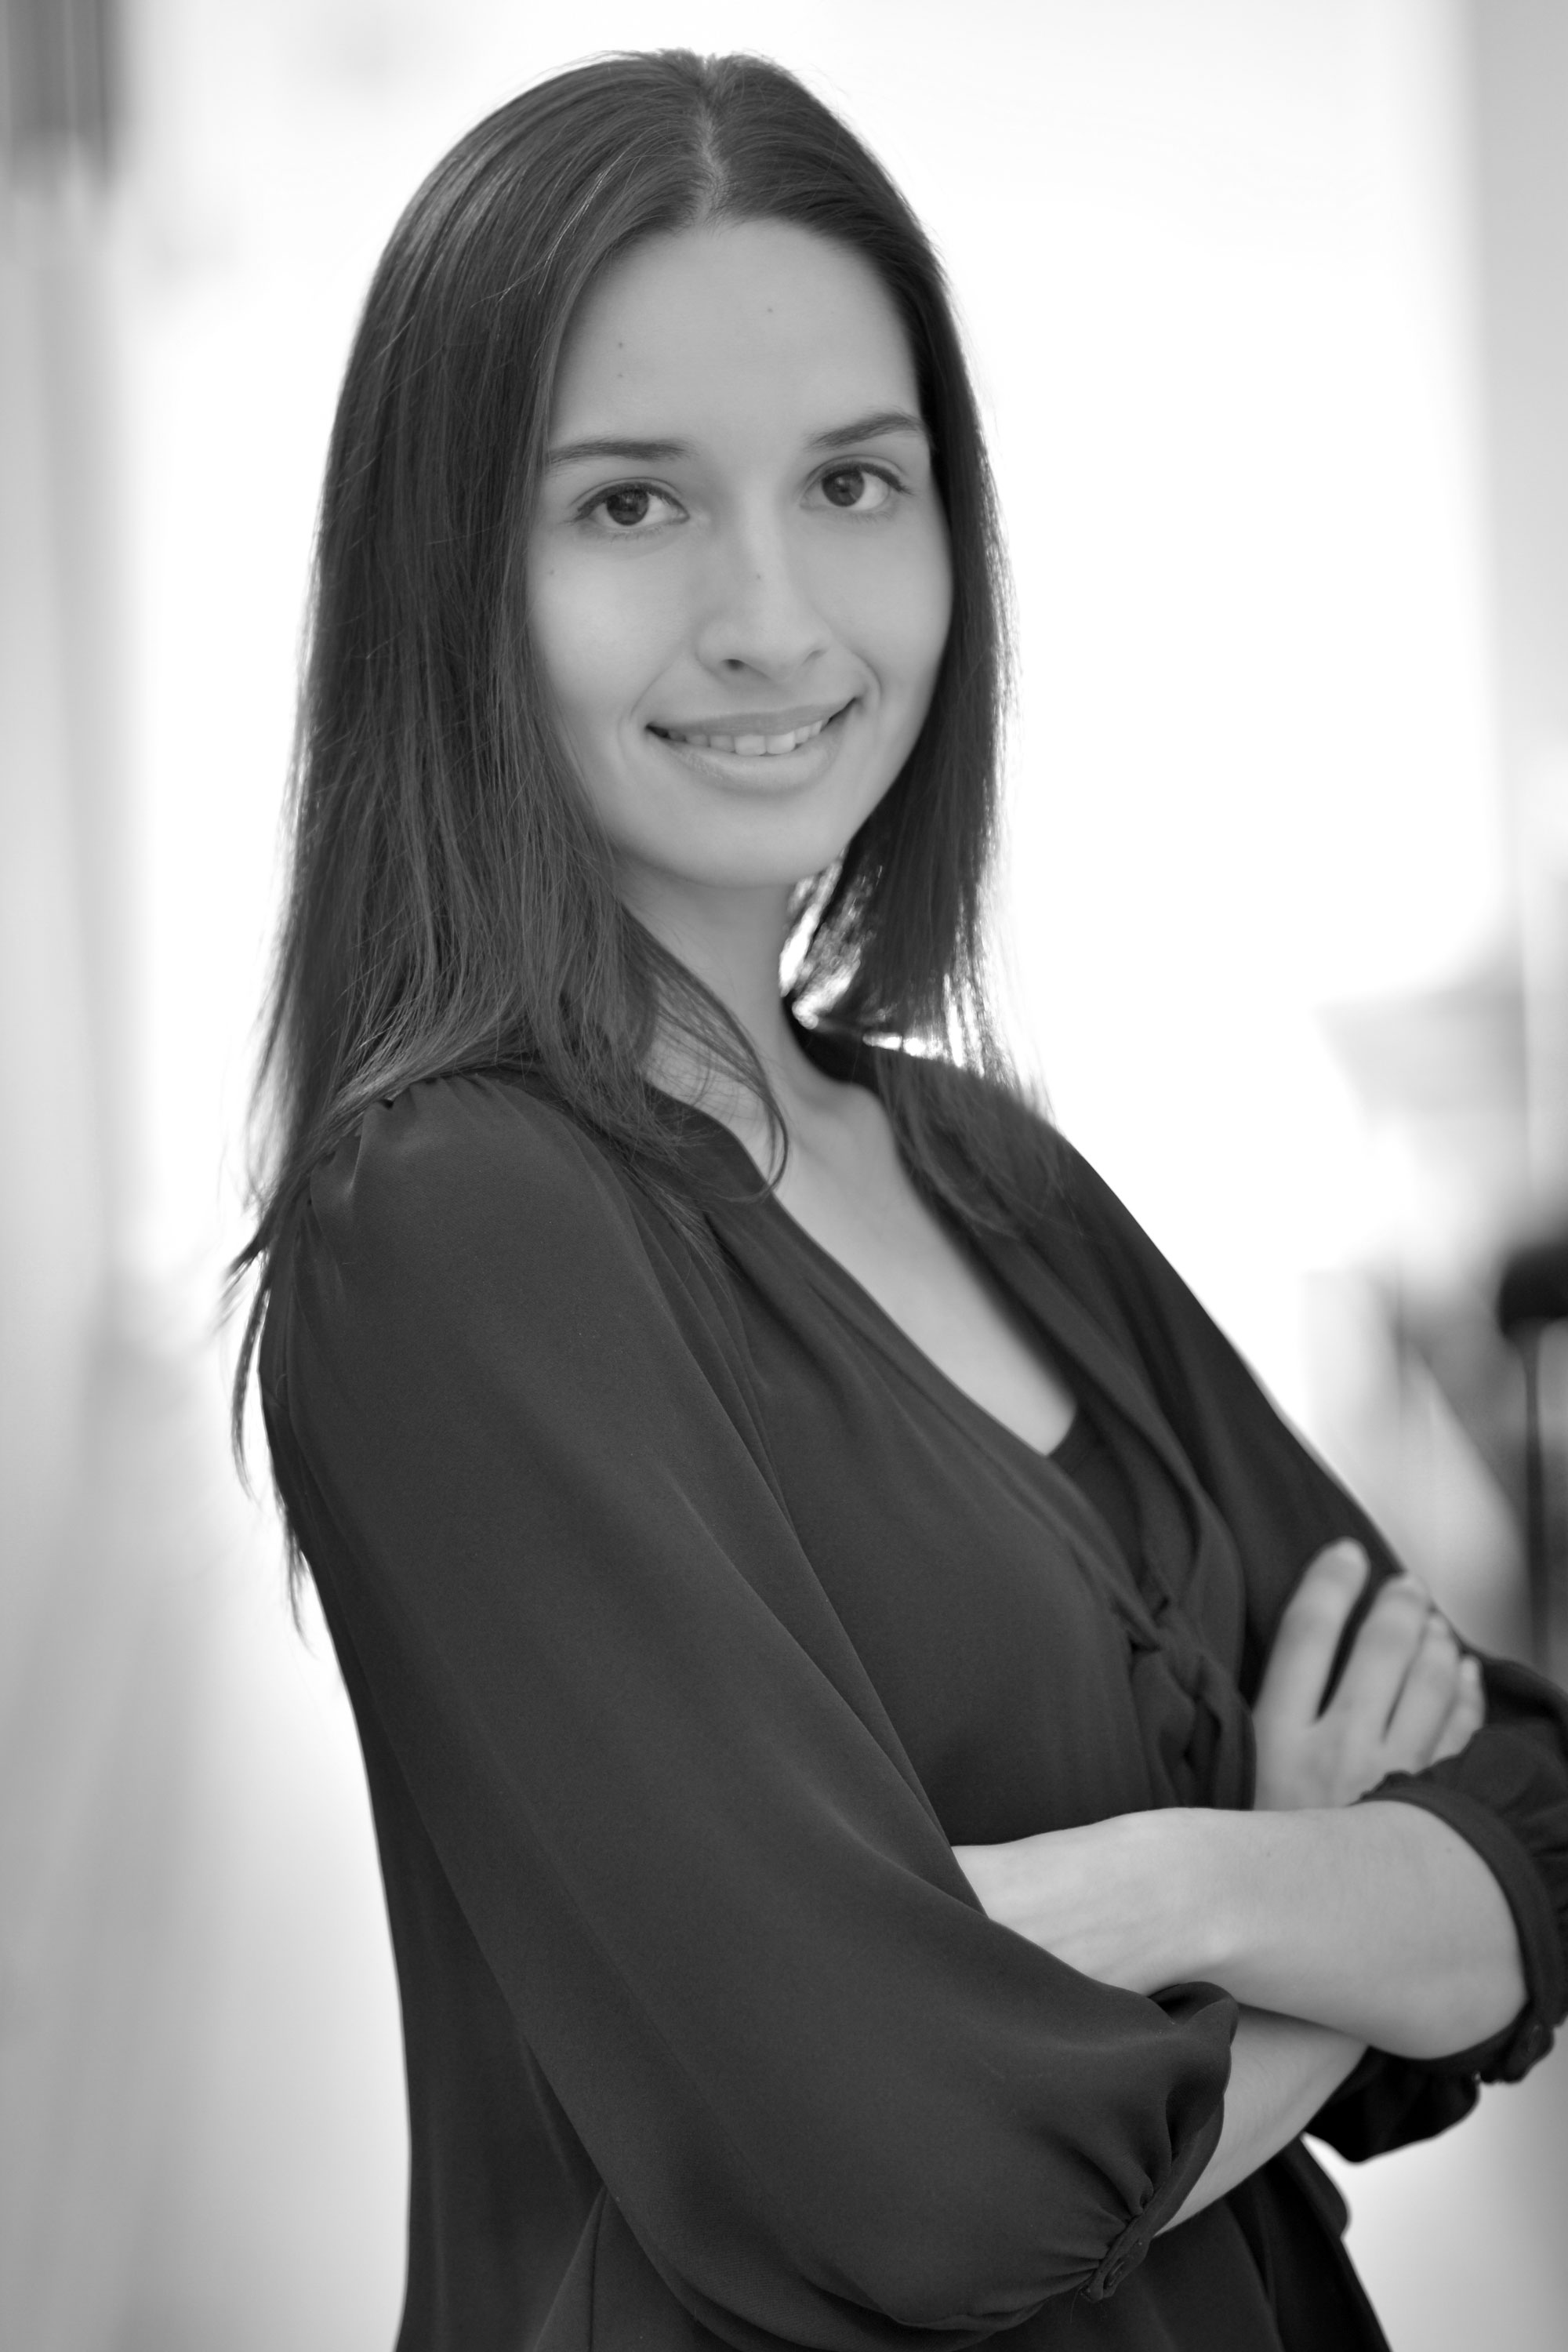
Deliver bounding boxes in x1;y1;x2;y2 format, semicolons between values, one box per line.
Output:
699;820;870;892
626;799;878;895
668;848;850;896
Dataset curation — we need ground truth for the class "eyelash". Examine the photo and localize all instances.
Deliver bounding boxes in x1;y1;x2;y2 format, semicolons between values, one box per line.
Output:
818;462;906;514
575;461;907;532
578;483;684;532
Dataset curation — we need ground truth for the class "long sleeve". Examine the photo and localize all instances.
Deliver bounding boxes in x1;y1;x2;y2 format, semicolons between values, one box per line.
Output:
261;1076;1235;2349
1051;1141;1568;2151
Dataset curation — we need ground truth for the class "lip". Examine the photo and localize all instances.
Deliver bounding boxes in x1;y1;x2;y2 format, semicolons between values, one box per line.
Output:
647;699;855;784
649;699;851;739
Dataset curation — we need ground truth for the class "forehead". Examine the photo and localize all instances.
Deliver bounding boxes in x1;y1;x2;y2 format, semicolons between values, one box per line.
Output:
548;219;920;445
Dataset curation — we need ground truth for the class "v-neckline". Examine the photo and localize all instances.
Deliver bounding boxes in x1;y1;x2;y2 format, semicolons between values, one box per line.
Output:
660;1036;1194;1504
666;1064;1084;1470
670;1072;1228;1651
763;1169;1081;1469
710;1138;1183;1641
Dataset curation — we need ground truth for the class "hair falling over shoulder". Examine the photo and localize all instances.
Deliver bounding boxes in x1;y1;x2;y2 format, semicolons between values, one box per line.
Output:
227;48;1058;1472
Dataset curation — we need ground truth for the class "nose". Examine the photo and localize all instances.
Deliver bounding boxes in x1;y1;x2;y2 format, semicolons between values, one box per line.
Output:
691;506;831;682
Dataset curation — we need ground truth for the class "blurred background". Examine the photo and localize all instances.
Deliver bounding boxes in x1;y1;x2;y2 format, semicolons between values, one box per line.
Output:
3;0;1567;2344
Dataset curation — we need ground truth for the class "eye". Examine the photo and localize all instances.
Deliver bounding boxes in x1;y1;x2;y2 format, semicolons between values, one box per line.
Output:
580;482;684;532
815;463;901;515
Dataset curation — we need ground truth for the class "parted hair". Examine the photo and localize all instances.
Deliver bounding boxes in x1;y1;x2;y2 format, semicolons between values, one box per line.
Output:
230;47;1057;1459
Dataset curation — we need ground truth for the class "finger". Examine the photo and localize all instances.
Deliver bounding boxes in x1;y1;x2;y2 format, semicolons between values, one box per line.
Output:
1430;1656;1486;1763
1326;1573;1432;1733
1255;1541;1370;1729
1383;1609;1463;1762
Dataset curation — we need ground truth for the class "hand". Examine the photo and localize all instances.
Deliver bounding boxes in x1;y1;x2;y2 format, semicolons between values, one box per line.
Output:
1252;1540;1484;1811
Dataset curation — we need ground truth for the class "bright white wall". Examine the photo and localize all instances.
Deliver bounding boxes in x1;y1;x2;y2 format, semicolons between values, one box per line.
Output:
94;4;1552;2347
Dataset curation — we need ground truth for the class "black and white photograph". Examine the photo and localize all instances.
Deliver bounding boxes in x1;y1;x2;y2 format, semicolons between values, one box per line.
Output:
5;4;1568;2348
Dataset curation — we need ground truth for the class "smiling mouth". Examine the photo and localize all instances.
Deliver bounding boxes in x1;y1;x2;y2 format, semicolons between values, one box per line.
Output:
649;704;851;757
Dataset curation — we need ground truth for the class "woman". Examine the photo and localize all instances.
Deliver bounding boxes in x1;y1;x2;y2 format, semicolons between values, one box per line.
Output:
236;49;1568;2352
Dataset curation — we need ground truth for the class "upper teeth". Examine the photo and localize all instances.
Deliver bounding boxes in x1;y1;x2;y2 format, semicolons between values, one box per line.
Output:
659;714;834;756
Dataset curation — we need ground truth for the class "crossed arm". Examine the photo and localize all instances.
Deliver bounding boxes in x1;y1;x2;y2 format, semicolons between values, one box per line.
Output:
953;1544;1526;2228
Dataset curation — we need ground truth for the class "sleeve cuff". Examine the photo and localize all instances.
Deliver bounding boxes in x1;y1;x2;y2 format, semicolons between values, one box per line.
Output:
1361;1775;1564;2081
1084;1987;1233;2299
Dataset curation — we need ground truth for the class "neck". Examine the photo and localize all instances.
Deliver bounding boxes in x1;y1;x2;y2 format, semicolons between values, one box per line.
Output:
617;866;826;1130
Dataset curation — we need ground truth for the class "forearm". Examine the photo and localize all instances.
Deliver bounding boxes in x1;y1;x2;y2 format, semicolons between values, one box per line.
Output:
957;1798;1525;2060
1196;1801;1525;2058
1158;2009;1364;2232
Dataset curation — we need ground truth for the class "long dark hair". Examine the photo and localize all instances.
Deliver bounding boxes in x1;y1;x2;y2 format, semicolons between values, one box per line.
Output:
230;48;1056;1458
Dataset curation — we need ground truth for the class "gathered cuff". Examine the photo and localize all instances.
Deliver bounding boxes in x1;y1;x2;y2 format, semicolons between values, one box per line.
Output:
1084;1984;1233;2299
1361;1762;1566;2082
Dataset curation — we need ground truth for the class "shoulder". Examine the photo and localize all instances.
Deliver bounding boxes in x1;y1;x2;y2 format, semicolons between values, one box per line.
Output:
261;1073;774;1542
861;1033;1162;1282
1036;1132;1138;1247
310;1069;632;1250
1029;1129;1203;1327
862;1041;1068;1225
280;1070;684;1349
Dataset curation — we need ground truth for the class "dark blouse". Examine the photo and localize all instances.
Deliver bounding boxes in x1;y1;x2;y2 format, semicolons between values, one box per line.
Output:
260;1054;1568;2352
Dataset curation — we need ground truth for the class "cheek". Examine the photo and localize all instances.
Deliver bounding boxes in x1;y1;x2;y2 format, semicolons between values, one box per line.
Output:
833;511;953;712
528;553;672;740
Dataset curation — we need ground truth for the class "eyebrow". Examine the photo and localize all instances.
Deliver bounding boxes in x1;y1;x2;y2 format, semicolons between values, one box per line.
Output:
544;408;929;470
545;436;688;470
808;408;927;452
